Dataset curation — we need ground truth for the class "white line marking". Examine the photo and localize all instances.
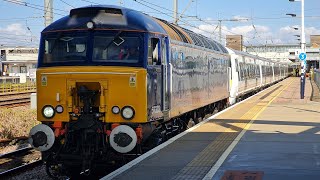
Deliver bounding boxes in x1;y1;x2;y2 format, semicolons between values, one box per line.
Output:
101;80;286;180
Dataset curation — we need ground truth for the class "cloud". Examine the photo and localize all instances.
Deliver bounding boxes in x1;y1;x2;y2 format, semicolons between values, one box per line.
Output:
0;23;38;47
279;25;320;44
192;24;272;45
191;23;320;46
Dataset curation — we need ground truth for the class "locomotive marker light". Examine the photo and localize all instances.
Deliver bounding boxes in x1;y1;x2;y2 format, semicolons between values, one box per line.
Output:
55;105;64;113
110;125;137;153
121;106;135;120
112;106;120;114
42;105;55;118
86;21;94;29
29;124;55;151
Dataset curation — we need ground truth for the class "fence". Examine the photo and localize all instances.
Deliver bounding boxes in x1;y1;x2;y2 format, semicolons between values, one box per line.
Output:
0;76;35;84
0;77;36;94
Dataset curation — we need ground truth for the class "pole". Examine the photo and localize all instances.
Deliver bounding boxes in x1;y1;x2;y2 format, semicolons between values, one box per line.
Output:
301;0;306;53
219;20;222;44
300;0;306;99
173;0;178;24
44;0;53;27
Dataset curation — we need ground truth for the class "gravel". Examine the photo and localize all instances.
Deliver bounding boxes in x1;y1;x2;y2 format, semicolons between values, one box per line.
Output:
6;165;53;180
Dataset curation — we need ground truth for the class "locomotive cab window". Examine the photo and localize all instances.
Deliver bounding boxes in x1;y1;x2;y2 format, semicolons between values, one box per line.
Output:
148;38;160;65
93;35;141;63
43;33;88;64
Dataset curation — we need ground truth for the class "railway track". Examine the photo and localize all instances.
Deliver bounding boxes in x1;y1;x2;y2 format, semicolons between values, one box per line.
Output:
0;91;35;107
0;91;36;97
0;146;42;178
0;136;28;147
0;97;30;107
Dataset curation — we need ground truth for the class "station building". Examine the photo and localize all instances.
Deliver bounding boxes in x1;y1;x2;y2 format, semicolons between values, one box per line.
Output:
245;44;319;71
227;35;320;72
0;47;37;77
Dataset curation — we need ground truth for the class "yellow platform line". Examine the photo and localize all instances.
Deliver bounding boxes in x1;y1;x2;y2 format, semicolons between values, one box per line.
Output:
203;78;295;180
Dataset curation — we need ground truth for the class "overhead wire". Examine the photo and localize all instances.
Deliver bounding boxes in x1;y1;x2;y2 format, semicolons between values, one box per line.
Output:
58;0;76;8
132;0;230;41
5;0;67;12
132;0;269;47
80;0;100;5
2;0;66;16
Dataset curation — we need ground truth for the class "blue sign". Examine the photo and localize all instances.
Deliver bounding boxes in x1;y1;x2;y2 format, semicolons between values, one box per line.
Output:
299;52;307;61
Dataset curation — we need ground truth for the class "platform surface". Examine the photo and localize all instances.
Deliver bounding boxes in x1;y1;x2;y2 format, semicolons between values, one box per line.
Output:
103;77;320;180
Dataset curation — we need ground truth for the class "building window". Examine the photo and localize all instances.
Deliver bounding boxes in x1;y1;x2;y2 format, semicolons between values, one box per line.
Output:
20;66;27;73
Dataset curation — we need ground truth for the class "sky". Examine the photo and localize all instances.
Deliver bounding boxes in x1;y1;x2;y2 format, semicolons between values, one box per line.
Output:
0;0;319;47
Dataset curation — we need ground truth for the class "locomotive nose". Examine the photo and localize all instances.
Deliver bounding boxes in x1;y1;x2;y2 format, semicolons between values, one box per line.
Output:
29;124;55;151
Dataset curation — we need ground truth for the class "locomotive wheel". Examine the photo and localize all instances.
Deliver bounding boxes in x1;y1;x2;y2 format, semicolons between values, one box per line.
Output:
187;118;195;128
45;155;61;179
46;163;60;179
213;107;219;114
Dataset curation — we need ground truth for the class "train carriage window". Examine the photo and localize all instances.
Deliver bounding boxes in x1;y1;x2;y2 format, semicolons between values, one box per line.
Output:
235;58;239;72
148;38;160;65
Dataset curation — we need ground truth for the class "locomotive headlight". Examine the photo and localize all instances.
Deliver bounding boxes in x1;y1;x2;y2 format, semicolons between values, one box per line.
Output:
112;106;120;114
121;106;135;120
86;21;94;29
42;105;55;119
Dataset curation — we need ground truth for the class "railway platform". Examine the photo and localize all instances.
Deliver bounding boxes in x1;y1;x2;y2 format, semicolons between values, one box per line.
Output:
103;77;320;180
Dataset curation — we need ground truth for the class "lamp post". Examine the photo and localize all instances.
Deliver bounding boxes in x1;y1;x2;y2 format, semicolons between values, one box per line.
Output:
218;18;248;44
288;0;306;99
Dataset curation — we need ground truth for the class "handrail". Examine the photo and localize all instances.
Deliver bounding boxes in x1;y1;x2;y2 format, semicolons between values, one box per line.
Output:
314;70;320;88
0;82;36;94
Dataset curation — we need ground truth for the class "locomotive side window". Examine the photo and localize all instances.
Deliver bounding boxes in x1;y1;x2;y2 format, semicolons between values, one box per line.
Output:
161;38;167;65
148;38;160;65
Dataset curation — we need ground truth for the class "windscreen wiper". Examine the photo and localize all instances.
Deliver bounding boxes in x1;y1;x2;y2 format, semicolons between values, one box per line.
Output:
103;31;123;50
49;32;63;53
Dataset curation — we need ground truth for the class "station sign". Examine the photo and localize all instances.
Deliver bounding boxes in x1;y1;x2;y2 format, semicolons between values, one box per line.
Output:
299;52;307;61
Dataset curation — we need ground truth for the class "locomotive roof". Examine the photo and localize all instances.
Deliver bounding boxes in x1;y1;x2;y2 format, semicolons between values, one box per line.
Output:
42;5;167;34
42;5;228;53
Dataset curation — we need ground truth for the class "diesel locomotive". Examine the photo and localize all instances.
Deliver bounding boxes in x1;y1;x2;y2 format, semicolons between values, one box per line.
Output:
28;5;290;177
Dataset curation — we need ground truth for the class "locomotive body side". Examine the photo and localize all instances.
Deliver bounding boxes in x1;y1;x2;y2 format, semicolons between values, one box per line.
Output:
169;41;230;118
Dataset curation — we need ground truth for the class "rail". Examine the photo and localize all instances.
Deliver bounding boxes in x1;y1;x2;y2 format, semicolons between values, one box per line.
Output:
0;147;42;178
0;97;30;107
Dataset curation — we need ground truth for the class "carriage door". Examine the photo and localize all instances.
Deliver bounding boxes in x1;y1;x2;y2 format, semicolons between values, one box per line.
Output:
147;37;168;120
161;37;169;113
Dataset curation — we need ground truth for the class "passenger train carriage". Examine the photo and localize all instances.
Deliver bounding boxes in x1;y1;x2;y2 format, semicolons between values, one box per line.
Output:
28;5;289;177
227;48;289;104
